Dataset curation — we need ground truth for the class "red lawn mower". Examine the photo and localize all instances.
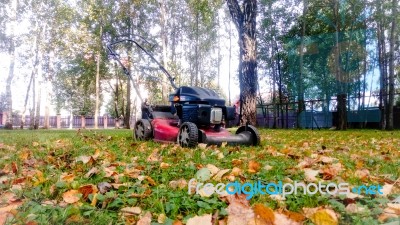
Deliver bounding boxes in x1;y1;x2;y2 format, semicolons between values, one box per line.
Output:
107;39;260;148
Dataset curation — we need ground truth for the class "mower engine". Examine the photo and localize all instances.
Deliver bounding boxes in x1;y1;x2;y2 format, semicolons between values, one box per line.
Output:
170;86;235;129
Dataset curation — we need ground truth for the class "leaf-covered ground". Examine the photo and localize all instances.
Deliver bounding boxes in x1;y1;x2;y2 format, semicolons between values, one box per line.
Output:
0;129;399;225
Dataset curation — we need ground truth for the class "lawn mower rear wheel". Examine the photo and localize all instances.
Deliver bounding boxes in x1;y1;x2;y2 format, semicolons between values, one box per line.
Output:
134;119;153;141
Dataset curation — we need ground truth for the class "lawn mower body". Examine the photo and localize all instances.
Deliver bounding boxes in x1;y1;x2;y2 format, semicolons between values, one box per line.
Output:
107;39;260;148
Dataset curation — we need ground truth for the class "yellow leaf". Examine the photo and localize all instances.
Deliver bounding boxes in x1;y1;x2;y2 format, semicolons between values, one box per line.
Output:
309;209;338;225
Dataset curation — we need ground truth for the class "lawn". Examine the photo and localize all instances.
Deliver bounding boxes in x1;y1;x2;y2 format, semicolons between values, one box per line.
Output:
0;129;399;225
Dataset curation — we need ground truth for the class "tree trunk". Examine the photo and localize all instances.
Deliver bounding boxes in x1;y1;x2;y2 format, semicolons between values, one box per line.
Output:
21;73;34;129
124;78;131;129
334;0;347;130
4;0;18;130
377;3;387;130
297;0;307;128
226;0;258;126
95;26;103;129
386;0;397;130
30;70;36;130
160;0;169;104
34;81;41;129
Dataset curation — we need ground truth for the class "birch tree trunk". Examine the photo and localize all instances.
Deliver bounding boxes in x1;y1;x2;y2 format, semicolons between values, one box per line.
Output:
386;0;397;130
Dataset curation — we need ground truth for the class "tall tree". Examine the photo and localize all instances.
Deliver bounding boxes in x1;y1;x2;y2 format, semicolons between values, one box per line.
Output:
386;0;397;130
3;0;18;129
226;0;258;126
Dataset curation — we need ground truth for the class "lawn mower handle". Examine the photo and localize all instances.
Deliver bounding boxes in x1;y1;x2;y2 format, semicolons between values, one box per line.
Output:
107;39;178;90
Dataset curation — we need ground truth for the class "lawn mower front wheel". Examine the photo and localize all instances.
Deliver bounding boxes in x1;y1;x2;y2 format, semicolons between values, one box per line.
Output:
177;122;198;148
134;119;153;141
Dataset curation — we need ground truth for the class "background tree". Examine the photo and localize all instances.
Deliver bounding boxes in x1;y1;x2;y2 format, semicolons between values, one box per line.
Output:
226;0;258;126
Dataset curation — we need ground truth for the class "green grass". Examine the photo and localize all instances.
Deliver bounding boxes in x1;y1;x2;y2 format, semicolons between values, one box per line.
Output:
0;129;399;224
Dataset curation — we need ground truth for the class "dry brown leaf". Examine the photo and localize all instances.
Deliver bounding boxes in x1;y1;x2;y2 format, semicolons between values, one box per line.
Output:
225;194;254;225
274;212;303;225
160;162;170;169
60;173;75;183
187;214;212;225
0;201;23;225
85;167;99;178
232;159;243;166
303;168;319;182
75;156;95;165
354;168;370;180
248;160;261;173
213;169;230;181
11;162;18;174
320;163;342;180
104;166;118;178
380;183;394;197
297;157;316;169
137;212;152;225
378;203;400;222
279;209;306;223
146;176;156;186
345;203;366;214
253;204;274;224
62;190;81;204
78;184;98;199
169;179;188;190
206;164;220;176
231;167;242;176
147;150;161;162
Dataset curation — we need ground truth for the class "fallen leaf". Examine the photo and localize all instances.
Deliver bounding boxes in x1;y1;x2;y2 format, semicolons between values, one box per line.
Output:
75;156;95;165
169;179;188;190
248;160;261;173
60;173;75;183
380;183;394;197
11;162;18;174
157;213;166;223
62;190;81;204
78;184;98;199
0;201;23;225
97;182;112;194
213;169;230;181
85;167;99;178
160;162;170;169
147;150;161;162
196;168;211;182
121;207;142;215
232;159;243;166
320;163;342;180
225;194;254;225
253;204;274;224
309;209;338;225
345;203;366;214
187;214;212;225
137;212;152;225
206;164;220;176
279;210;306;223
354;169;370;180
303;168;319;182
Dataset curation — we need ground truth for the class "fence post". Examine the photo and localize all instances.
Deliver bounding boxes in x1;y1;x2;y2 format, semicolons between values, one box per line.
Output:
56;114;61;129
103;115;108;129
81;115;86;128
